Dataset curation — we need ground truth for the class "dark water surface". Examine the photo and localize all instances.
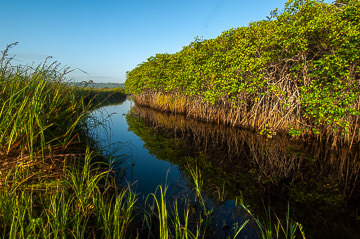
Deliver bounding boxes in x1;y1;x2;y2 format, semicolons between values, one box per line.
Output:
89;100;184;196
90;99;360;239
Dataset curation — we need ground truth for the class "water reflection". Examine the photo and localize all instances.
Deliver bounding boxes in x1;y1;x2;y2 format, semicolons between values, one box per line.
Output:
126;104;360;239
90;99;360;239
90;100;184;196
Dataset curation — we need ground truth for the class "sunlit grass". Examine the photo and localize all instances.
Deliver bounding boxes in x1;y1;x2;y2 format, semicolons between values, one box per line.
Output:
239;202;306;239
0;43;307;238
0;43;135;238
0;148;137;238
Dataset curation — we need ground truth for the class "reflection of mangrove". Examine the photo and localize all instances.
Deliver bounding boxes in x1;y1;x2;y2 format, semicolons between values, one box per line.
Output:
128;105;360;197
126;104;360;239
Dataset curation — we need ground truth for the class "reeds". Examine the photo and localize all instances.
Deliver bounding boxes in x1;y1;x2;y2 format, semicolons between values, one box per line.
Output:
0;148;137;238
131;88;360;149
0;44;91;160
0;44;309;238
240;203;306;239
0;44;136;238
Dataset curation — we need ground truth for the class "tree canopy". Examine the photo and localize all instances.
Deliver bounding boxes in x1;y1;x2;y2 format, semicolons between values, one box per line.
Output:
125;0;360;145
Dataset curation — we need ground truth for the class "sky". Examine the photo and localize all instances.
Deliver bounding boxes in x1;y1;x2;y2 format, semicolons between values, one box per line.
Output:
1;0;333;83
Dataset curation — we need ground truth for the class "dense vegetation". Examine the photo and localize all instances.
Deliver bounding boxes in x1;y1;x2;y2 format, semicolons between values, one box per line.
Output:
125;0;360;147
80;87;127;106
0;44;306;238
0;43;135;238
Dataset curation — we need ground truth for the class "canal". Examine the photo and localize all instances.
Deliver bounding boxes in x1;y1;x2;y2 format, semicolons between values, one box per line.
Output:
90;99;360;239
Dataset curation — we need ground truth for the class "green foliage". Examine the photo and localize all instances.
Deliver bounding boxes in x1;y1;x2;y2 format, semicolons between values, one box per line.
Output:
0;148;137;239
0;43;91;156
240;203;306;239
125;0;360;144
0;45;134;238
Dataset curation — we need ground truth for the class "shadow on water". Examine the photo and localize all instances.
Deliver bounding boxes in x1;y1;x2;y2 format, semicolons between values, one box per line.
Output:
90;100;360;238
125;104;360;239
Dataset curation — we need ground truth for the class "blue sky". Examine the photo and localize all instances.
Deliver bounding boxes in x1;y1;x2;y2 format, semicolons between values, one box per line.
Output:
1;0;332;83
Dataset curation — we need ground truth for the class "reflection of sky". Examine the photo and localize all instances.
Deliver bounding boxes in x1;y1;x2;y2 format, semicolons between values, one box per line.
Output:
90;100;183;196
89;99;358;239
89;100;258;238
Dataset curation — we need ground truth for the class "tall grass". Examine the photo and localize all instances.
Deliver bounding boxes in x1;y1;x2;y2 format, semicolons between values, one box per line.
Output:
239;202;306;239
146;185;170;239
0;43;137;238
0;44;307;238
0;147;137;238
0;43;91;166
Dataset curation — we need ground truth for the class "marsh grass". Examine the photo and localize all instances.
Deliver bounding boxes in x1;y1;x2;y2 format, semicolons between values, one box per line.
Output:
0;43;90;170
79;86;127;107
0;44;136;238
185;164;305;239
239;202;306;239
0;148;137;238
0;43;307;238
146;185;170;239
144;184;210;239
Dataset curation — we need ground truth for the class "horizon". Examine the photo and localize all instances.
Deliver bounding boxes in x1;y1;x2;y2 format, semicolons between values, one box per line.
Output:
1;0;333;83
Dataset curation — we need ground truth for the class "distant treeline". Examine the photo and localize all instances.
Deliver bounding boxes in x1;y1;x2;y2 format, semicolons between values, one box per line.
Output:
125;0;360;147
73;82;125;89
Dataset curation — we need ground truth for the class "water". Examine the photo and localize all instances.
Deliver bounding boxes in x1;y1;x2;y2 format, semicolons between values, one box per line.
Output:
90;99;360;239
89;100;184;196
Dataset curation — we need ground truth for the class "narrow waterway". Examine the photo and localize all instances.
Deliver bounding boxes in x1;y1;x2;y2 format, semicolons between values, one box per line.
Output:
89;100;185;196
90;99;360;239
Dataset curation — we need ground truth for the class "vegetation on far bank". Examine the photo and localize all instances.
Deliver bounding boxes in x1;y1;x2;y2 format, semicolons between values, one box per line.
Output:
73;82;125;89
125;0;360;147
0;44;306;238
79;86;127;106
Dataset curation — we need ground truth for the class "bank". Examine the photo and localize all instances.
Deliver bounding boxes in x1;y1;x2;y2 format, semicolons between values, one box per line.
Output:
125;0;360;148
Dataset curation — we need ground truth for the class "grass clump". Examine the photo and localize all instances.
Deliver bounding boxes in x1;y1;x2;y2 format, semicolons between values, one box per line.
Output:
0;148;137;238
240;203;306;239
0;43;90;163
